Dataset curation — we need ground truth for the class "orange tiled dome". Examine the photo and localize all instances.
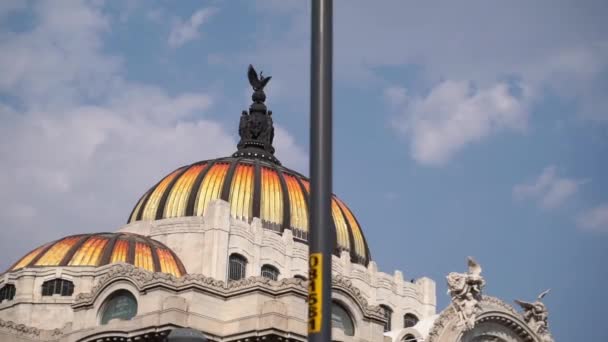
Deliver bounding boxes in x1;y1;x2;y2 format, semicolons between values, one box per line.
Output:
7;232;186;277
127;157;371;265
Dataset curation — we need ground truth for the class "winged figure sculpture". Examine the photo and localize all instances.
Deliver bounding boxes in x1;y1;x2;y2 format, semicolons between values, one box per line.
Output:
248;64;272;91
515;289;553;341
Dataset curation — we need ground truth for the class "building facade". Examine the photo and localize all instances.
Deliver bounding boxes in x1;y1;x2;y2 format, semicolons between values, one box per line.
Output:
0;66;554;342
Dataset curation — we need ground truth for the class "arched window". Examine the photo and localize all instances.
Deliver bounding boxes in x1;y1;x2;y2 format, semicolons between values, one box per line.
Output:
100;290;138;325
228;253;247;281
261;264;280;281
403;334;417;342
331;302;355;336
294;275;307;281
380;305;393;332
0;284;16;302
41;279;74;296
403;313;419;328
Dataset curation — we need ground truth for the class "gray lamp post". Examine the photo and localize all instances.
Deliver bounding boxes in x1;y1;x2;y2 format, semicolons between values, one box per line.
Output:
166;328;207;342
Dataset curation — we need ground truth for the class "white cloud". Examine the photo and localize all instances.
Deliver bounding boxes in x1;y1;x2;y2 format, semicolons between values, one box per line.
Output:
0;2;230;269
0;1;308;271
246;0;608;150
390;81;528;165
513;166;587;210
168;7;217;48
577;203;608;233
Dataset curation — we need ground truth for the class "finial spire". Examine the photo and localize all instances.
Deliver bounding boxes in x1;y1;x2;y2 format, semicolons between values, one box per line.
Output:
232;65;280;164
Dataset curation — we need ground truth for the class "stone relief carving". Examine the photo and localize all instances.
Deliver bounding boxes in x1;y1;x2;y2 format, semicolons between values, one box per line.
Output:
515;289;554;342
0;318;41;336
332;274;384;319
446;257;485;331
73;263;383;320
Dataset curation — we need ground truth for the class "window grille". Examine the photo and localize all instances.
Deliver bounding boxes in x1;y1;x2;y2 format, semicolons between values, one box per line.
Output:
261;264;280;281
381;305;393;332
228;254;247;281
41;279;74;296
0;284;16;302
403;313;419;328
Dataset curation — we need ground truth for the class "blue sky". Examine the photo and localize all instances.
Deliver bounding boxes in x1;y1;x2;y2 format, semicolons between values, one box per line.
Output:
0;1;607;340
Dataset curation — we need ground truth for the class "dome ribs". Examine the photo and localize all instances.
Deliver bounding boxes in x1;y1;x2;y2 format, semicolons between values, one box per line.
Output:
155;166;190;220
99;234;120;266
334;199;358;263
124;157;371;266
335;198;368;264
128;189;149;223
252;161;262;221
34;236;82;267
220;159;240;202
346;207;370;265
59;235;91;266
132;173;168;222
9;243;52;271
170;247;187;276
283;173;306;238
141;168;183;221
126;236;136;266
228;162;255;223
260;165;283;232
5;233;186;276
293;175;310;241
134;241;154;273
195;163;230;217
71;236;109;266
330;198;350;255
164;163;207;219
185;161;215;217
272;164;291;233
150;245;162;273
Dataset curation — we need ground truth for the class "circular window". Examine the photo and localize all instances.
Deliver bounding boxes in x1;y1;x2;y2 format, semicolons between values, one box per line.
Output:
100;290;138;325
331;302;355;336
403;313;419;328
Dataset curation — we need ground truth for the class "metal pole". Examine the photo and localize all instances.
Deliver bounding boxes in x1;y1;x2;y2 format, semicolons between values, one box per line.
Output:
308;0;333;341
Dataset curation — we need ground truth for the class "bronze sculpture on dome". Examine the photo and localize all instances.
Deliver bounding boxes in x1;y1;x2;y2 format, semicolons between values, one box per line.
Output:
234;65;279;164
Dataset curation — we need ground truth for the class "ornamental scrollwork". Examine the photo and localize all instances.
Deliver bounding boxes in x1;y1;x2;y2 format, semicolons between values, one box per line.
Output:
0;318;41;336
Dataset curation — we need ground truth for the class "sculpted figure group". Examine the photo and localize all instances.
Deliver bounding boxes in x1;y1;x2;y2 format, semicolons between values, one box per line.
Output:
446;257;485;331
445;257;554;341
515;289;555;342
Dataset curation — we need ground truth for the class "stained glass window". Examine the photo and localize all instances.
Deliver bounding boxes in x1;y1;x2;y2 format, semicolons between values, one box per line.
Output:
100;290;137;325
331;302;355;336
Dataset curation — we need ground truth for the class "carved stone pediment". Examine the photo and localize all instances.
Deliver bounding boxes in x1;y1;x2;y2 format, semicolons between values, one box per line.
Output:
427;296;538;342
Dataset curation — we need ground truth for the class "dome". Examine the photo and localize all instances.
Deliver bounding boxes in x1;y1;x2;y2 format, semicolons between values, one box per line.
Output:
7;232;186;277
128;157;370;265
128;65;371;265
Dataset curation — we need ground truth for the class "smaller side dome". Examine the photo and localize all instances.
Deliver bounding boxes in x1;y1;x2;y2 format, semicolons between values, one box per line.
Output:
7;233;186;277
